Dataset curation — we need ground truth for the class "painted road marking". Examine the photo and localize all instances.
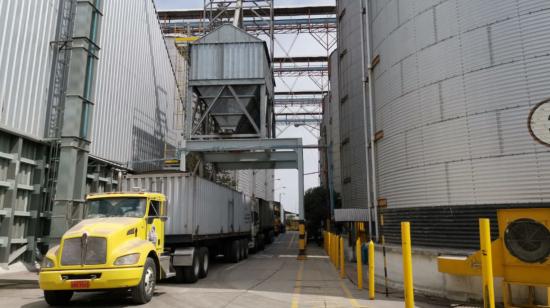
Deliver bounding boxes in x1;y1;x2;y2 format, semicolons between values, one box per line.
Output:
339;280;363;308
290;261;304;308
278;254;328;259
287;232;296;249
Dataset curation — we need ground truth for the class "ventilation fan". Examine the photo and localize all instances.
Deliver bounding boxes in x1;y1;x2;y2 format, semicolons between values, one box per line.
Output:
438;208;550;304
504;218;550;264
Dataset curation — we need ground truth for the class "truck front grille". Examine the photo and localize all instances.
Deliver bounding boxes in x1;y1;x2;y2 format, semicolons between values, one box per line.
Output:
61;237;107;265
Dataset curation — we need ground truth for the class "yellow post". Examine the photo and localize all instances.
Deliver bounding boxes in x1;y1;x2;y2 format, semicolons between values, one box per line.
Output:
297;222;307;260
335;235;339;269
401;222;414;308
340;236;345;278
356;237;363;289
479;218;495;308
329;233;333;264
368;240;375;300
330;233;333;264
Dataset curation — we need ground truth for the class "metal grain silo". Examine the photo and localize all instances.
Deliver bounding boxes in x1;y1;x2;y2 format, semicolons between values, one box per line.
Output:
362;0;550;249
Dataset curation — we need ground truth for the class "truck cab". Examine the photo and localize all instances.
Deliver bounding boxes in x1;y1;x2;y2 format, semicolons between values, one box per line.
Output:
39;192;169;305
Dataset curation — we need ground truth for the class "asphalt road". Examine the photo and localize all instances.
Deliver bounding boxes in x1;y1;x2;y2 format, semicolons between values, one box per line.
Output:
0;232;443;307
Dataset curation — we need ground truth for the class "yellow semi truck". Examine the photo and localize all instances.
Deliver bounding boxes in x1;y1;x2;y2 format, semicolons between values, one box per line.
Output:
39;173;263;305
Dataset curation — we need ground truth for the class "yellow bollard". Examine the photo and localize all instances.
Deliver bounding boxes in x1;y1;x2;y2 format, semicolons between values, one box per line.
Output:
328;233;334;262
297;222;307;260
329;233;333;264
368;240;375;300
340;236;345;278
356;237;363;289
401;222;415;308
335;235;340;269
479;218;495;308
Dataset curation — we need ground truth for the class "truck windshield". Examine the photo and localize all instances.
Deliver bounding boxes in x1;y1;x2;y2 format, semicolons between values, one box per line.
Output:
85;197;146;218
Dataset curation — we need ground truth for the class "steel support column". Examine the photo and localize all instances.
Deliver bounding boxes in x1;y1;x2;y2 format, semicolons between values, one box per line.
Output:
50;0;103;241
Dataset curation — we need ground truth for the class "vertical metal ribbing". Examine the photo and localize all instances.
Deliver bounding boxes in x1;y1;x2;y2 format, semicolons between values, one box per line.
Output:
50;0;103;242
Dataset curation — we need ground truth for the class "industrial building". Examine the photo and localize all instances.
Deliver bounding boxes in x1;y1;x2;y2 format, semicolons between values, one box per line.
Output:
1;0;550;307
0;0;276;268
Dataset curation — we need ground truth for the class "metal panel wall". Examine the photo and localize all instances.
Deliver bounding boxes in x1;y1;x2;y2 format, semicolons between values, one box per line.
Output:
165;37;188;143
0;0;59;139
328;50;342;195
190;43;267;81
337;0;369;209
368;0;550;210
90;0;180;166
235;169;274;201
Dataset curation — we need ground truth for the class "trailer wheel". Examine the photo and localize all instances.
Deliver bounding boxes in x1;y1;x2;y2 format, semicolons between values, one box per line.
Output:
198;247;209;278
44;290;73;306
131;257;156;304
241;239;249;259
228;240;240;263
258;235;265;251
176;249;200;283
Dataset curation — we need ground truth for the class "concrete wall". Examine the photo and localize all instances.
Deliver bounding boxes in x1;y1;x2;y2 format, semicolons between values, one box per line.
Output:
373;245;548;304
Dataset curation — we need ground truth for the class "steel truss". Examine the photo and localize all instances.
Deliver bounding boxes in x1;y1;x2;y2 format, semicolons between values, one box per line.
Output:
158;4;336;131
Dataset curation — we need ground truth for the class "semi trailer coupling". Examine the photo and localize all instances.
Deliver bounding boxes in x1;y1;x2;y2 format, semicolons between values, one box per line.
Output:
38;173;277;306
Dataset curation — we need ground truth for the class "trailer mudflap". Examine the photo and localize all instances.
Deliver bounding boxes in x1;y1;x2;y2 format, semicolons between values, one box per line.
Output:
172;247;195;266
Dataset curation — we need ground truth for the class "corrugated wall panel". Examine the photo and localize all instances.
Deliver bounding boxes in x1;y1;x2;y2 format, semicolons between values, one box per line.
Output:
365;0;550;213
90;0;179;165
0;0;58;138
338;0;369;209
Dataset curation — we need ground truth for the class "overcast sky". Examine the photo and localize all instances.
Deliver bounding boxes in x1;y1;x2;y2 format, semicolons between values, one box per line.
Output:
154;0;335;214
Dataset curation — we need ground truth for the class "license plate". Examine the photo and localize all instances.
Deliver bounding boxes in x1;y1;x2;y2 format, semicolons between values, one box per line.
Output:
70;280;90;289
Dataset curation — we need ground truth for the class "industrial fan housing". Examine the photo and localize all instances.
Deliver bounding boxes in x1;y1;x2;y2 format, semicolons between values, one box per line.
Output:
438;208;550;295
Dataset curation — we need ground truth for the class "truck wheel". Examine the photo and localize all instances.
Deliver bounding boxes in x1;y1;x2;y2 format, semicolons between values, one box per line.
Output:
258;235;265;251
44;290;73;306
131;257;156;304
229;240;240;263
241;239;249;259
176;249;200;283
198;247;209;278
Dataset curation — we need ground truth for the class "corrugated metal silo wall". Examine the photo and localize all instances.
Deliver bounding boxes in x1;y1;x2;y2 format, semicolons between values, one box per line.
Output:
328;50;342;196
337;0;369;209
368;0;550;248
0;0;59;139
90;0;180;168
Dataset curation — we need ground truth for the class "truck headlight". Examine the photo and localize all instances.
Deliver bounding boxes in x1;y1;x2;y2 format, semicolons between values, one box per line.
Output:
114;253;140;265
42;257;55;269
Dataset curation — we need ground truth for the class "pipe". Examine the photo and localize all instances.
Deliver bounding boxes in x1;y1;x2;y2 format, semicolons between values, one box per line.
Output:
364;0;380;241
358;0;374;241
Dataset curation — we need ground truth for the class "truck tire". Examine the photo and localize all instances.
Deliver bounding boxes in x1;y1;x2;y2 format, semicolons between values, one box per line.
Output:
198;247;209;278
44;290;73;306
176;249;200;283
241;239;249;259
258;235;265;251
131;257;156;304
229;240;240;263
